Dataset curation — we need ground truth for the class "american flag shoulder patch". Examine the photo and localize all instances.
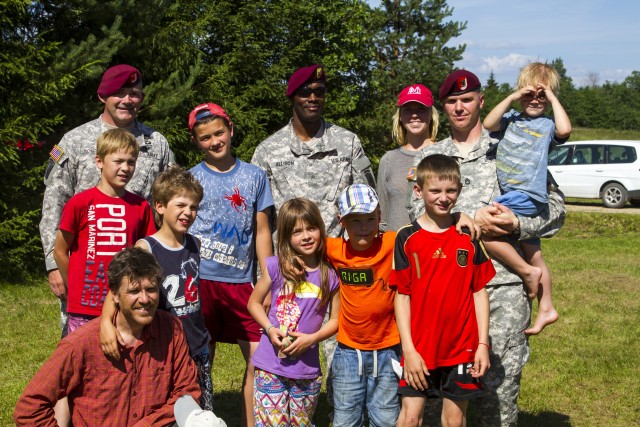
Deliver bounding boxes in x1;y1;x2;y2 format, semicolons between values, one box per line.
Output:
49;145;64;162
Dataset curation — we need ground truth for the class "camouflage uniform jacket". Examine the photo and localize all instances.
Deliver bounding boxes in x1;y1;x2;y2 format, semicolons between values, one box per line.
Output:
408;128;566;287
39;117;174;271
251;119;375;237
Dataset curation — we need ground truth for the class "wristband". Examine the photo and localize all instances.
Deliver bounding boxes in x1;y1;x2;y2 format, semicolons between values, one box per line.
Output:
478;342;490;349
266;324;276;334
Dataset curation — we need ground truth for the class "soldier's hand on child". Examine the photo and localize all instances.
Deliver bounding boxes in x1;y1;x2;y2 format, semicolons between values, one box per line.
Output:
475;203;518;238
403;349;430;391
453;212;481;240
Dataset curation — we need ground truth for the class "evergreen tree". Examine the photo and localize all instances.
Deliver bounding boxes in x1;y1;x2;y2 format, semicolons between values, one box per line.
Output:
0;0;102;279
482;70;513;116
363;0;467;157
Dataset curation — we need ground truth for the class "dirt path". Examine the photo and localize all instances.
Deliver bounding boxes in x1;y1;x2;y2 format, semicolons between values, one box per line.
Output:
566;202;640;215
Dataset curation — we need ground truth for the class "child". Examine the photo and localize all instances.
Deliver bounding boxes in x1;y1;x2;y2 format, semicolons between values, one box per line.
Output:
482;62;571;335
325;183;401;426
391;154;495;427
100;167;214;411
187;103;274;426
247;198;340;426
53;128;155;334
52;128;155;427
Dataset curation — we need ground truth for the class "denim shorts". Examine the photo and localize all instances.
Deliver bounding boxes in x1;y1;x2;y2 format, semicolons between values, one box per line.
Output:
331;343;401;427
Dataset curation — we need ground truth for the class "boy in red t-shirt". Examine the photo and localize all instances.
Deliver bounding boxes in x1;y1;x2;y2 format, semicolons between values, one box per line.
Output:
391;154;495;427
53;128;155;335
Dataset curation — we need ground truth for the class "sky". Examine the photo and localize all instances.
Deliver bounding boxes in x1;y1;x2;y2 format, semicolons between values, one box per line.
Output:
369;0;639;87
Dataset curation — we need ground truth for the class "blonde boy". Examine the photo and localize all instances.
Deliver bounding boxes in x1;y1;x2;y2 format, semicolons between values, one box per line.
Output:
53;128;155;334
483;62;571;335
391;154;495;427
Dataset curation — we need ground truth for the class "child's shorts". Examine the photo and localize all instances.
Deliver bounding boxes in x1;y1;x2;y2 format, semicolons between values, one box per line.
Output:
398;363;484;401
199;279;261;344
495;190;545;217
67;312;96;335
494;190;545;246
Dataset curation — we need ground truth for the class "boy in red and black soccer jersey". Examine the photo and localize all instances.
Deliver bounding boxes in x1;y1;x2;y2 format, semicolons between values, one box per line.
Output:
391;154;496;427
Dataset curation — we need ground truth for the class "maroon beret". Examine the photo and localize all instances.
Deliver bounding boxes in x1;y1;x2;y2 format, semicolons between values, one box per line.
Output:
439;70;481;100
188;103;232;132
286;64;326;97
97;64;142;98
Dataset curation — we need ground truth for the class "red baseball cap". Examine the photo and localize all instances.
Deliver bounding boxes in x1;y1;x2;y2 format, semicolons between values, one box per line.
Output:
97;64;142;98
439;70;481;100
188;103;232;132
286;64;326;97
397;84;434;107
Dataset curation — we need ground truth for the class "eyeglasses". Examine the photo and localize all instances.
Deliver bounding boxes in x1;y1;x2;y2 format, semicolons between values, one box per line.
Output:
296;86;327;98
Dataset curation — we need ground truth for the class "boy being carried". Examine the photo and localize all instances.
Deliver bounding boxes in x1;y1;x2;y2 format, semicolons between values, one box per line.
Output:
483;62;571;335
392;154;495;427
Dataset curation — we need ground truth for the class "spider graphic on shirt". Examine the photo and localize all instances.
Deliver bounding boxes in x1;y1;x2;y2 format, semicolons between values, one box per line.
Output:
224;187;247;212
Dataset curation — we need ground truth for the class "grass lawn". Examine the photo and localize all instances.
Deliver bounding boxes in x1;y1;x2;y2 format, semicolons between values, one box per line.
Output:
570;127;640;141
1;211;639;426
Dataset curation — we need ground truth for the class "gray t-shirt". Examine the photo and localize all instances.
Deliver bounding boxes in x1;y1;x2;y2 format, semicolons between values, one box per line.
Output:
376;147;421;231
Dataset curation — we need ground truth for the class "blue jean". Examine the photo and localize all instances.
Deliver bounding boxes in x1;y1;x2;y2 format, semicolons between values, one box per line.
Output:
331;343;401;427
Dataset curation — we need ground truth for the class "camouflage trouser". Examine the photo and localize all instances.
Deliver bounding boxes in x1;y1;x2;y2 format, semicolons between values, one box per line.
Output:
421;284;531;427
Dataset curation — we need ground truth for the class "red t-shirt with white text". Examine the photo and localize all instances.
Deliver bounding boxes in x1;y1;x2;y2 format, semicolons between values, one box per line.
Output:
59;187;155;316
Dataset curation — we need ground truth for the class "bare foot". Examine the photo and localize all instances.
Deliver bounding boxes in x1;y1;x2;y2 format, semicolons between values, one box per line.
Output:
525;307;559;336
522;266;542;299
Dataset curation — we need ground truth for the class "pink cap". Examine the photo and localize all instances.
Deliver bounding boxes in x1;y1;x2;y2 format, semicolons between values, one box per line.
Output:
397;84;434;107
97;64;142;98
188;103;232;132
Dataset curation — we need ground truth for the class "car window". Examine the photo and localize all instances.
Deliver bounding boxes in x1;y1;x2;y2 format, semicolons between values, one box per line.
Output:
571;145;605;165
549;145;571;165
608;145;637;164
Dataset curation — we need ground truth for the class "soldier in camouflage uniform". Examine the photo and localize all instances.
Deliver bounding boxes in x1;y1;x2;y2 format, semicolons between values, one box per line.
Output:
39;64;174;336
407;70;565;427
251;64;375;238
251;64;376;412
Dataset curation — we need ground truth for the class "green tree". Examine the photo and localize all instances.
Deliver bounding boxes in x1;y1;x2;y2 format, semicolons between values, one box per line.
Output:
0;0;104;279
2;0;472;278
364;0;467;157
482;70;513;116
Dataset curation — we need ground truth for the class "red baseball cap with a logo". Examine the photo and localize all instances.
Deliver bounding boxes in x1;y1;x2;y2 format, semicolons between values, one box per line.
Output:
439;70;481;100
397;84;434;107
97;64;142;98
188;103;232;132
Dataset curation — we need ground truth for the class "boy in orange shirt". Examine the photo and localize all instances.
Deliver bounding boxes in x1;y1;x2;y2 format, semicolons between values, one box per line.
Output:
325;184;401;426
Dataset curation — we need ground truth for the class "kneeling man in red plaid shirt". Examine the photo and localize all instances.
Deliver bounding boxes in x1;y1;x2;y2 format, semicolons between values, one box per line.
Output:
14;247;201;427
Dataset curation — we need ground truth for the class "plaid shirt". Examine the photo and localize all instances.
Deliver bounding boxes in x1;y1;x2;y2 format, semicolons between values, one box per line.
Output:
14;310;200;427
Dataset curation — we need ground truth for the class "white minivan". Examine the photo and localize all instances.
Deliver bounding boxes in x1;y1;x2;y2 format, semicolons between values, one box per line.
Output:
548;140;640;208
